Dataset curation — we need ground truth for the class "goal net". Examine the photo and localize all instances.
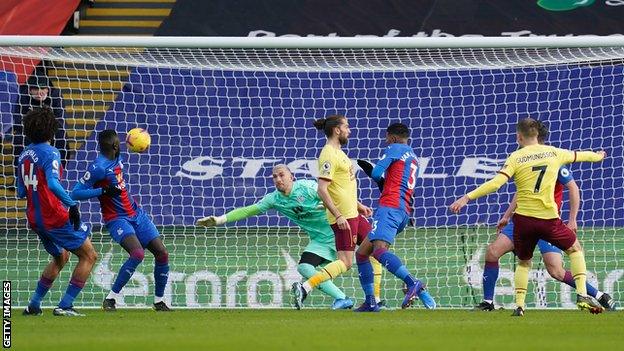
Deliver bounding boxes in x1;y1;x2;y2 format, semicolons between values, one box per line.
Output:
1;37;622;309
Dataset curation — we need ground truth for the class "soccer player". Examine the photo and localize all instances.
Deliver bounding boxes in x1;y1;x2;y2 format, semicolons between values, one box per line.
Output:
196;164;384;309
450;117;606;316
71;129;171;312
354;123;436;312
19;107;98;317
475;122;615;311
291;114;381;309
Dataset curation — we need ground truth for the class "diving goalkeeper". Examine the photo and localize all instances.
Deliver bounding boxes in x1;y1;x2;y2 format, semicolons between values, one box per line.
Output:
196;164;383;309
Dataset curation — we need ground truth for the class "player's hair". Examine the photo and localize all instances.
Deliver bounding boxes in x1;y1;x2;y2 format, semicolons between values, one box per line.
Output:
313;114;346;138
516;117;539;139
98;129;119;152
536;120;549;144
387;123;410;139
23;107;58;143
272;164;292;174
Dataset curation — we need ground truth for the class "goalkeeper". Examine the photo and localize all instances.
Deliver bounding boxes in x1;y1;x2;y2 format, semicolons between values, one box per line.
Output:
197;164;383;309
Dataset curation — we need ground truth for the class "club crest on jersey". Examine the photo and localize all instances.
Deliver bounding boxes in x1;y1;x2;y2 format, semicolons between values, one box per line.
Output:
321;161;331;175
296;196;305;203
116;172;127;189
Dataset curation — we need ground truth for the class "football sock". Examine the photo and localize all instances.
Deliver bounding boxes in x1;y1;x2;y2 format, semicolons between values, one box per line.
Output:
29;276;53;308
560;270;599;298
303;259;347;293
482;260;499;303
154;252;170;299
371;257;383;302
372;248;416;287
514;264;529;309
111;249;144;294
568;251;588;296
58;278;85;309
298;263;346;300
356;253;375;302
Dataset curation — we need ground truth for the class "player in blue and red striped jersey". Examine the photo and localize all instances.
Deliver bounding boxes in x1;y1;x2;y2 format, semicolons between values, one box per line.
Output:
71;129;171;311
19;107;98;317
354;123;436;311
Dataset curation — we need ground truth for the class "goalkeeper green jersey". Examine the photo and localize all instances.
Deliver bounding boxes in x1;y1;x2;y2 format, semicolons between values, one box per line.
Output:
225;179;334;247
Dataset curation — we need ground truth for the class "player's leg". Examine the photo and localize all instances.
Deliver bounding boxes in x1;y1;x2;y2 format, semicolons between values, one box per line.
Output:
368;208;435;309
146;237;171;311
354;215;383;304
135;211;171;311
510;214;539;316
476;226;514;311
24;233;70;315
294;217;359;306
540;241;606;300
541;250;614;309
55;225;97;317
354;236;377;311
542;219;603;312
103;234;144;311
297;251;352;309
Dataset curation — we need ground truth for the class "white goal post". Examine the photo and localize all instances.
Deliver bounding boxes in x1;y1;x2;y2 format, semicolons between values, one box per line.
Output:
0;35;622;309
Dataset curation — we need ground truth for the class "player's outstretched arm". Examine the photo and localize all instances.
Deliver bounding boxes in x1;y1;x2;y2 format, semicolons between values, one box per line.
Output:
571;150;607;162
449;172;509;214
196;204;263;227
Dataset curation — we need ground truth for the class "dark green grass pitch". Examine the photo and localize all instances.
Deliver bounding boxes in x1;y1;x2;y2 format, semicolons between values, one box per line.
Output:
11;309;623;351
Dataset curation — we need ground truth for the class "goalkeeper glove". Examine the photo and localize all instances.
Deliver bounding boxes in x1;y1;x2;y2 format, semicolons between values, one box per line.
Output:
196;215;227;227
101;185;122;197
356;159;384;191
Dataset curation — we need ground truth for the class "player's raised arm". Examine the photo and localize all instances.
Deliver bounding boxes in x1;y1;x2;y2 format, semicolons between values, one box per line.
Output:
449;171;510;214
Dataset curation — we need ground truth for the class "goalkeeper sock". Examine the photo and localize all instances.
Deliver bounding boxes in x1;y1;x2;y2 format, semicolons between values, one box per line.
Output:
514;263;530;309
482;260;499;303
298;263;346;300
111;249;144;294
561;270;599;298
154;253;170;299
58;278;85;309
29;276;53;308
370;257;382;302
356;253;375;301
568;251;588;296
303;260;347;293
372;248;416;287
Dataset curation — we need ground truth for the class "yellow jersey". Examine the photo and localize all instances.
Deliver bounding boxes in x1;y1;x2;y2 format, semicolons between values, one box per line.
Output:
318;144;358;224
467;144;603;219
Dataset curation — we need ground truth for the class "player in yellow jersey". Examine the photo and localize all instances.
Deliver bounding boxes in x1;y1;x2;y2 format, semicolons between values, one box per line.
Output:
450;117;606;316
291;114;383;309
